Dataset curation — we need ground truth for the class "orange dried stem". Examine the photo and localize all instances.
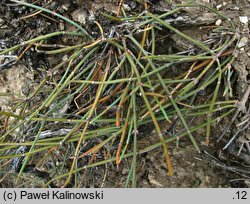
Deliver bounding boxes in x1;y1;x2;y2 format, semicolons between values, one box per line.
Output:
116;86;129;127
64;50;112;187
20;10;42;20
116;0;124;17
16;44;33;62
116;107;130;164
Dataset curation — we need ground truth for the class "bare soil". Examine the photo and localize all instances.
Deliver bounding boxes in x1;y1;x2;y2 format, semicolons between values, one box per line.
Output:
0;0;249;188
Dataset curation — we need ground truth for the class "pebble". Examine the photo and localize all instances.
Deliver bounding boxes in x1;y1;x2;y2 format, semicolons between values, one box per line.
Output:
232;7;240;11
59;21;65;31
62;55;68;62
215;19;222;26
222;2;227;6
239;16;249;24
129;1;137;10
72;9;87;25
123;4;131;12
62;3;70;11
238;37;248;48
216;2;227;10
88;11;96;23
216;4;222;10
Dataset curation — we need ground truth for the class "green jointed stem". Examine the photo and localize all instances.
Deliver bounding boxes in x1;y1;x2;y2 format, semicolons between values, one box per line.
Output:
205;59;222;144
16;121;45;181
64;50;112;187
0;32;84;55
128;33;200;152
0;2;237;187
124;41;173;176
45;109;234;187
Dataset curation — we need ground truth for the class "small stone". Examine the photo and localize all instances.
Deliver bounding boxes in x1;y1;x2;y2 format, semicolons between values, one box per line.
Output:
62;55;68;62
148;173;164;187
88;11;95;22
123;4;131;12
72;9;87;25
215;19;222;26
59;22;65;31
239;16;249;24
62;3;70;11
238;37;248;48
245;180;250;188
233;7;240;11
216;4;222;10
129;1;137;10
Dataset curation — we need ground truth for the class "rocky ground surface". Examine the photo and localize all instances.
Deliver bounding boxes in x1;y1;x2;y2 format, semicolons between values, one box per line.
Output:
0;0;249;187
